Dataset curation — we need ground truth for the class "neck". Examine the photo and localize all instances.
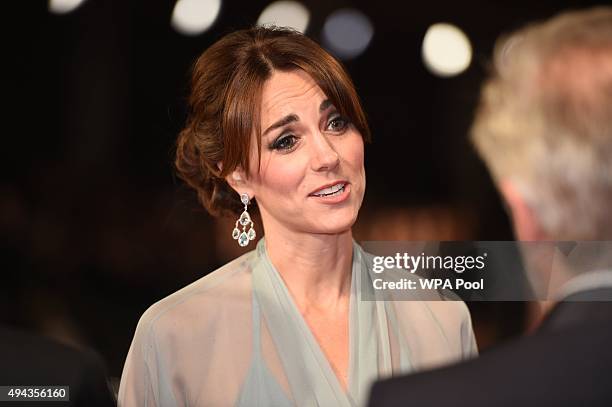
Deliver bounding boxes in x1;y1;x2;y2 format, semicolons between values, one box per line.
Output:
261;217;354;312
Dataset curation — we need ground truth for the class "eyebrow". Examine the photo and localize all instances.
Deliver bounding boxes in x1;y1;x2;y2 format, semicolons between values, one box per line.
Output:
319;99;333;112
262;99;334;137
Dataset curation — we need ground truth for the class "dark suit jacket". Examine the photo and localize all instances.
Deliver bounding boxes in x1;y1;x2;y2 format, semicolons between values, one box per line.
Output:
0;325;116;407
368;288;612;407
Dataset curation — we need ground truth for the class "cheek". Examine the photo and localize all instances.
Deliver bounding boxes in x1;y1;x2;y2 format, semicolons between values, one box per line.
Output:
342;134;365;171
252;154;307;198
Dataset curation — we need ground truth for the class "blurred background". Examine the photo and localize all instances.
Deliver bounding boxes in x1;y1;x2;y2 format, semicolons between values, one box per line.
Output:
1;0;606;387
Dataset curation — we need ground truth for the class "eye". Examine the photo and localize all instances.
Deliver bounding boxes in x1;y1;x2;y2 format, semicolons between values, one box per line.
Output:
326;114;349;132
270;134;299;151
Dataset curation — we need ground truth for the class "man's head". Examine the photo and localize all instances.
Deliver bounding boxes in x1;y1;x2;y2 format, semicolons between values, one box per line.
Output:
471;7;612;241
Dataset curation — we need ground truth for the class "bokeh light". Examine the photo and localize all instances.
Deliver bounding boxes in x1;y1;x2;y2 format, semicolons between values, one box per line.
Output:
48;0;87;14
422;23;472;77
171;0;222;36
257;1;310;33
322;8;374;60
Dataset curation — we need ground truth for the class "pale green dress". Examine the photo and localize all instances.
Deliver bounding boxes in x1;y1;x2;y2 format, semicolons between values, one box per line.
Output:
118;238;477;407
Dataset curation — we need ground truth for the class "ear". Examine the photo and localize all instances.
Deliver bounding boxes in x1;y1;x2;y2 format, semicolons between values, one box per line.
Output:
224;166;255;199
499;179;548;240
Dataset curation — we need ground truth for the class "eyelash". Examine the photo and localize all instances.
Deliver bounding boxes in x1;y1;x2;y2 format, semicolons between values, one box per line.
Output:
327;114;349;132
269;114;350;152
271;134;298;151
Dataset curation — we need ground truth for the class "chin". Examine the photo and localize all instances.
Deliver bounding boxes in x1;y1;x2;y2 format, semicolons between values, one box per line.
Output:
309;210;359;235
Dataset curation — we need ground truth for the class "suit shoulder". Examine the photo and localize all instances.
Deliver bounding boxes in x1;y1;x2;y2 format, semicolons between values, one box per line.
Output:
0;325;103;371
0;325;115;405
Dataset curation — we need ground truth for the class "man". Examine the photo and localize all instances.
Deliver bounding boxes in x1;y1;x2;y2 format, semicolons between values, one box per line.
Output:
369;7;612;407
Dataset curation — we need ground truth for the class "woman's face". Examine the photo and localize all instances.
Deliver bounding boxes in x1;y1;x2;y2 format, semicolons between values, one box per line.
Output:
241;69;365;236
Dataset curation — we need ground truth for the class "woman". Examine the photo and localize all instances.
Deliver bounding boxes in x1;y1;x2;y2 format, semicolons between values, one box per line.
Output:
119;26;477;407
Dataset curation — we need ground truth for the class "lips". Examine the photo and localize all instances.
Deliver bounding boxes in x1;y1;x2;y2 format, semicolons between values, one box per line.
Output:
309;181;348;197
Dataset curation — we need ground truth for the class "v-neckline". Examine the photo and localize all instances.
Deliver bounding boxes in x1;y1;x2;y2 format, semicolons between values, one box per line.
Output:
253;238;358;405
300;292;352;393
252;237;394;407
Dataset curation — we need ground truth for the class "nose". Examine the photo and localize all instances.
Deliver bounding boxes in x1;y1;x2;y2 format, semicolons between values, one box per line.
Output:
310;132;340;172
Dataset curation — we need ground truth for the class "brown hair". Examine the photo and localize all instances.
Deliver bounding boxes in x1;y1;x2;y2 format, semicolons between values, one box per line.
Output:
175;26;371;217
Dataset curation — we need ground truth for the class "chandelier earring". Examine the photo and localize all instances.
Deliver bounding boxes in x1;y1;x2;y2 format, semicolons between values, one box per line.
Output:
232;193;256;247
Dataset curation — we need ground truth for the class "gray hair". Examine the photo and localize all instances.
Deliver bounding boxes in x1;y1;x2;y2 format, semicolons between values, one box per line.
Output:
471;7;612;240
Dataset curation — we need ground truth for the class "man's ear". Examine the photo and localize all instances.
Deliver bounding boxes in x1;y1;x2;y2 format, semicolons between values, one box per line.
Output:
499;179;547;240
224;166;255;199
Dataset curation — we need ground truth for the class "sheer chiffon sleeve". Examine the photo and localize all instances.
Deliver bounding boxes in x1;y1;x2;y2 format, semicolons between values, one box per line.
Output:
118;252;255;407
118;306;170;407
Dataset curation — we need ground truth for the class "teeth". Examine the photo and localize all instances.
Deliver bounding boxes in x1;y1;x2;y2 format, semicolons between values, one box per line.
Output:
313;183;345;197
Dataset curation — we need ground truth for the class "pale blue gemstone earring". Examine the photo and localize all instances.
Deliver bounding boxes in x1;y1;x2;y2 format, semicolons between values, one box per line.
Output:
232;193;256;247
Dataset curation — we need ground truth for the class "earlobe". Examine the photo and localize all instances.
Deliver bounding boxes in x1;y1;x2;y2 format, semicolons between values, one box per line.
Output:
224;170;238;190
499;180;547;240
224;167;254;199
225;169;243;189
217;162;241;183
